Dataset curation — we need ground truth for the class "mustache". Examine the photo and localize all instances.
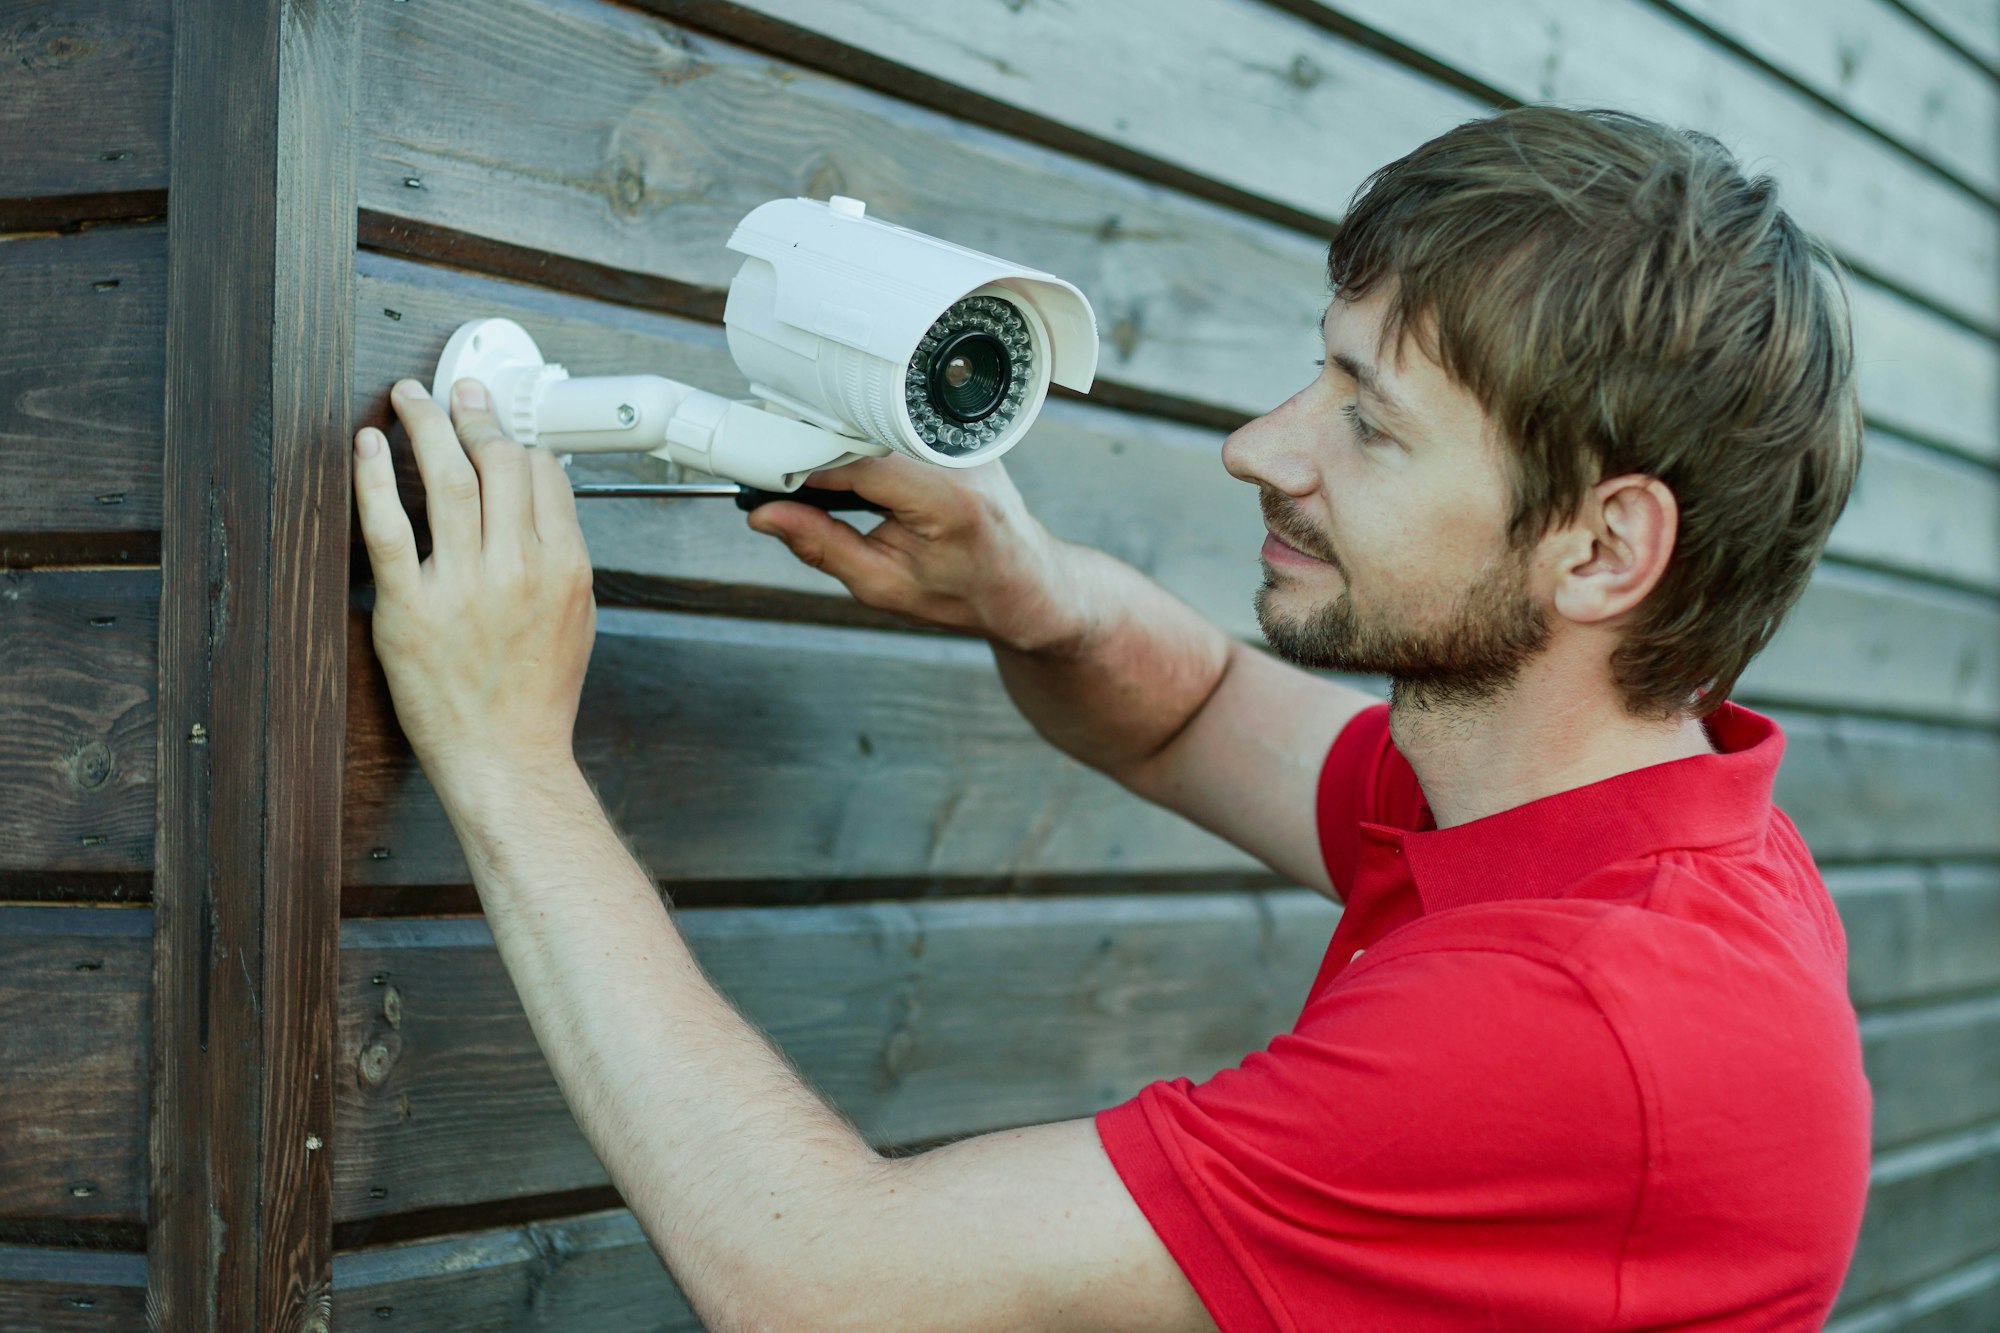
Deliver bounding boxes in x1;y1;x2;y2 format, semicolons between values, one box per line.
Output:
1257;489;1339;566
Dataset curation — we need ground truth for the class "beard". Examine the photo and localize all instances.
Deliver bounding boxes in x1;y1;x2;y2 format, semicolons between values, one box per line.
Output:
1254;494;1552;713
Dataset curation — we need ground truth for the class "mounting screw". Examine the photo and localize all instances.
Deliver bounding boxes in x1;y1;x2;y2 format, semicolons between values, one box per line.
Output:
403;176;422;189
188;723;208;744
305;1134;323;1151
617;403;637;427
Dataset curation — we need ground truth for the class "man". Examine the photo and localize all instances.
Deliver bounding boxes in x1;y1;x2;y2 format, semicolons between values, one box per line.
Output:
351;107;1871;1329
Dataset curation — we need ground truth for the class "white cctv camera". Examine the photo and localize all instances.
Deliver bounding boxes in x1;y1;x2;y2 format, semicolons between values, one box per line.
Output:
430;196;1099;493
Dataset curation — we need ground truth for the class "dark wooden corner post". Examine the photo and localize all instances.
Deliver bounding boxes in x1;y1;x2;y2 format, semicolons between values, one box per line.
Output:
149;0;357;1327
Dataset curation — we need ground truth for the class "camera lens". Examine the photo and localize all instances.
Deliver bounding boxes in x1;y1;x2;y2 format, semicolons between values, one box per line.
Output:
906;295;1033;457
926;330;1011;423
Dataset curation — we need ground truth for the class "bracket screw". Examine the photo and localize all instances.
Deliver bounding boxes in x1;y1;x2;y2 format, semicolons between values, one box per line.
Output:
617;404;637;427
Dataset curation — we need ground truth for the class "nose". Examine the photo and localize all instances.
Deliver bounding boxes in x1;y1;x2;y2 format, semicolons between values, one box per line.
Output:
1222;394;1320;498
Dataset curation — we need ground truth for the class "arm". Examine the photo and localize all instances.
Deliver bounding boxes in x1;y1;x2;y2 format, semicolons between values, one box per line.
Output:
439;763;1210;1331
750;456;1378;896
351;380;1215;1331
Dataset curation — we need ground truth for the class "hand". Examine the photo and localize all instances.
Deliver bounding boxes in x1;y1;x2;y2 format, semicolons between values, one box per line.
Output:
744;453;1083;652
351;377;597;805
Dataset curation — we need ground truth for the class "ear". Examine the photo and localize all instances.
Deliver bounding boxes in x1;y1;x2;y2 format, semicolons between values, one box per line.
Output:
1551;473;1678;626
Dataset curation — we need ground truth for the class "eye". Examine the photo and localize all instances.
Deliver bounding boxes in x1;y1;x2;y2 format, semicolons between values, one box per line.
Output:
1341;401;1384;444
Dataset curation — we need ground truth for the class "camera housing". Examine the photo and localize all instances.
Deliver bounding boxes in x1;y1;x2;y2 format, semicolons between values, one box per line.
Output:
429;196;1098;494
723;196;1098;468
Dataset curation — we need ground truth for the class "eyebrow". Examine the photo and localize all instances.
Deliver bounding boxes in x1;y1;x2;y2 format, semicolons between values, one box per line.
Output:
1322;305;1413;423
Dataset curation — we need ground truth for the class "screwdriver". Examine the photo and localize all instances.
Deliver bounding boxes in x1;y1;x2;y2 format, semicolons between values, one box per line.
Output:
568;482;889;515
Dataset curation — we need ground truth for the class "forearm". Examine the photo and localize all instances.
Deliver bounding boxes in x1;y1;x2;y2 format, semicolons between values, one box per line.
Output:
991;539;1234;782
433;761;885;1327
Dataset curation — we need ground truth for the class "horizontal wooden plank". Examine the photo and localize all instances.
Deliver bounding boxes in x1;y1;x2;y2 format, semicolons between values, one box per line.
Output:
345;606;1263;886
331;1124;2000;1331
1661;0;1999;199
3;571;1992;879
1862;989;2000;1149
1846;278;1999;465
331;1210;693;1331
0;1246;146;1333
0;0;170;204
1839;1118;2000;1310
0;893;1335;1226
1895;0;2000;75
1766;710;2000;863
1833;864;2000;1009
348;607;2000;888
695;0;1999;335
0;909;149;1226
1828;432;2000;594
0;226;164;562
334;891;1337;1220
1829;1252;2000;1333
10;870;1990;1237
1739;563;2000;726
340;1210;682;1326
0;570;157;873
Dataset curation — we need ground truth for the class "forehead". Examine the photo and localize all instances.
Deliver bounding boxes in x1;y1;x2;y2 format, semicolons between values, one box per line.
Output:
1320;288;1494;453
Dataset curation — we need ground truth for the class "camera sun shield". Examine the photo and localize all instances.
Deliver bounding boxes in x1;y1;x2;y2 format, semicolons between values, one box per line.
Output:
723;196;1098;468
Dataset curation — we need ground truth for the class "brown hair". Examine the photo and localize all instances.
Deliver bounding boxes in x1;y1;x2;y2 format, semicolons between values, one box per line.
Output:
1326;105;1863;721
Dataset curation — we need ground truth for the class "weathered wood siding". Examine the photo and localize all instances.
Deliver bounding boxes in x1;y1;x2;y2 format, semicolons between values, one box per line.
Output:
2;0;1995;1327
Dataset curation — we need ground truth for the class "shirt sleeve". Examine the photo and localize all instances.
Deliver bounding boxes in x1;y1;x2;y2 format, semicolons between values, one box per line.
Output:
1096;945;1643;1331
1315;703;1429;901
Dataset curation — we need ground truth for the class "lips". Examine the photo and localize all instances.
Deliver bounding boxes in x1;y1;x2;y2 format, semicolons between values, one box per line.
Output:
1262;529;1335;569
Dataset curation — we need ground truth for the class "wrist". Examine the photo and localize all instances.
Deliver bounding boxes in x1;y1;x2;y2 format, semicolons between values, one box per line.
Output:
984;530;1102;658
427;751;595;846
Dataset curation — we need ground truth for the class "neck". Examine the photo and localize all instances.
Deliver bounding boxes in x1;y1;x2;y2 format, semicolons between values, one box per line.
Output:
1388;665;1717;829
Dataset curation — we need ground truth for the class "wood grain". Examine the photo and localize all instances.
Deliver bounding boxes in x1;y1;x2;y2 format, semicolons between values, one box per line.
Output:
146;0;357;1326
0;570;156;871
7;866;1996;1230
3;566;1994;879
0;226;164;564
0;0;170;204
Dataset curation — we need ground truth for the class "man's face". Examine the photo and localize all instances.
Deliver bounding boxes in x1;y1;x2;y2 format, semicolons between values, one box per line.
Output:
1222;284;1553;710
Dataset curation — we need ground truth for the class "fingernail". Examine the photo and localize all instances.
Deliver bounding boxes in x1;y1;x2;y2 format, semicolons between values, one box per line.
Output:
355;428;381;459
393;379;424;399
454;380;486;410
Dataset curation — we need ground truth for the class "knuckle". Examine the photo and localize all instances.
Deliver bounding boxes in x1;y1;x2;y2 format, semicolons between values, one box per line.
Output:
439;471;482;506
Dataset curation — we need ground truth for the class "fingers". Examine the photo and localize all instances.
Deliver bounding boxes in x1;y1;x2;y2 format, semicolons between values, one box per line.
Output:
447;379;535;555
801;454;948;513
389;379;484;562
745;502;910;603
352;425;421;594
525;441;587;557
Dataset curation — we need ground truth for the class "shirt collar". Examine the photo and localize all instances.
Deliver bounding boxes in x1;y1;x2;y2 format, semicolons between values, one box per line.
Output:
1361;702;1785;914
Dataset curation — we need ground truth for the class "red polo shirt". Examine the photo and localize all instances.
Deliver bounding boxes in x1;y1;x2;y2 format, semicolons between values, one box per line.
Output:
1097;701;1871;1330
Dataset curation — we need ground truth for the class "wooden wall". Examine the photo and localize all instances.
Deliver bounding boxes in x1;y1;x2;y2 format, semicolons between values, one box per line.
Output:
2;0;1995;1327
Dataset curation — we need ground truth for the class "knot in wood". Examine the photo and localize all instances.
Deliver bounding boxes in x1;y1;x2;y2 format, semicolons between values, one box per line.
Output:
66;740;114;791
357;1038;400;1089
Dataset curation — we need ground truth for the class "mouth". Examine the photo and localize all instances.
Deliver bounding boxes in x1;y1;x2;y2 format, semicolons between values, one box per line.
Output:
1261;528;1336;569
